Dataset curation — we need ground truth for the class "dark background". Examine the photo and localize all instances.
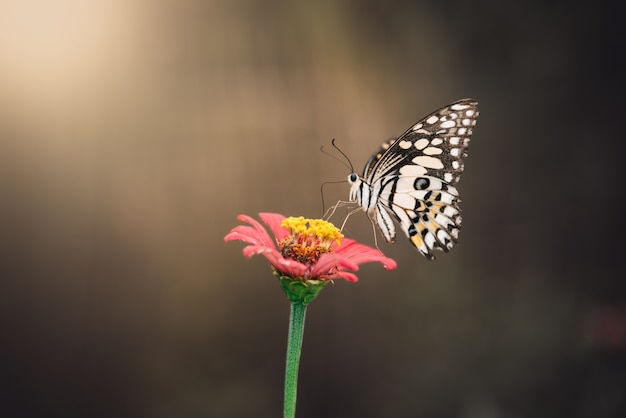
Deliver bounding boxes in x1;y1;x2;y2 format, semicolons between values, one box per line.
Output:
1;0;625;417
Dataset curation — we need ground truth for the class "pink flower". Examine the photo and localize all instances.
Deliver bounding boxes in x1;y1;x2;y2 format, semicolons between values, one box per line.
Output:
224;213;397;282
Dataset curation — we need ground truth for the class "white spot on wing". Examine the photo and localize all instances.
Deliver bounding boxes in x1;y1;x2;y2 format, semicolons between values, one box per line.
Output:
424;232;436;249
393;193;415;209
452;160;461;169
449;137;460;145
399;140;412;149
451;103;469;111
400;164;428;177
450;148;461;157
444;173;454;182
412;123;423;131
431;138;443;146
426;115;439;124
440;120;455;129
427;177;443;190
414;138;429;150
423;147;443;155
409;190;427;200
413;156;444;169
439;192;455;204
443;206;458;217
436;228;451;242
395;177;421;192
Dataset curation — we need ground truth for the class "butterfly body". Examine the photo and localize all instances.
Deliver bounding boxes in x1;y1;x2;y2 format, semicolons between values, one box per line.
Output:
347;99;479;260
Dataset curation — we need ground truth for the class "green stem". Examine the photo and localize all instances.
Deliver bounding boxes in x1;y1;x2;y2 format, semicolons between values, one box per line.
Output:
283;301;307;418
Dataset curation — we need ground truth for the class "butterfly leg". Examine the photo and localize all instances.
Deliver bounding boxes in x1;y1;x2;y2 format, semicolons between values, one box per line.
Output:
365;211;382;252
323;199;354;222
339;206;363;232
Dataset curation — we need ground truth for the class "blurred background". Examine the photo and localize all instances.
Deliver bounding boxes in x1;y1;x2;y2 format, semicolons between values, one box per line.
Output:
1;0;625;417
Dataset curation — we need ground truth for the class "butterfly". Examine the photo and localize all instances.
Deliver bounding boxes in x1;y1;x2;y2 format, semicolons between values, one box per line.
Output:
347;99;479;260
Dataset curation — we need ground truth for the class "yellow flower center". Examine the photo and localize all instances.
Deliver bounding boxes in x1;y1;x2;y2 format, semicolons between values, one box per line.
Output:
279;217;344;265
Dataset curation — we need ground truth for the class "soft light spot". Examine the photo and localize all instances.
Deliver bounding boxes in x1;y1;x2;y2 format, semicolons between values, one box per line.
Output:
431;138;443;146
450;148;461;157
399;140;412;149
440;120;455;129
449;137;460;145
412;123;423;131
457;128;467;135
444;173;454;182
0;1;139;105
452;160;461;169
426;115;439;124
466;109;475;117
462;119;471;126
451;103;469;110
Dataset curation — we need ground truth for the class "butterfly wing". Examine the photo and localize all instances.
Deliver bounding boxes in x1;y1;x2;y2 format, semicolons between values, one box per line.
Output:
365;99;479;259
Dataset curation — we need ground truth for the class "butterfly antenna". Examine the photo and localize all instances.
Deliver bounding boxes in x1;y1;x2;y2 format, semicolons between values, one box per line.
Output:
319;141;349;171
331;138;354;173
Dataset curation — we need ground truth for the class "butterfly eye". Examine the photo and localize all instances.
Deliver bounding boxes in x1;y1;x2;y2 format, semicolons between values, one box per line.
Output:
348;173;358;183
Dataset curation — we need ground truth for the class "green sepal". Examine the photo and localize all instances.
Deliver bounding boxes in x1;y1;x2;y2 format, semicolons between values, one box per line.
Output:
275;272;329;305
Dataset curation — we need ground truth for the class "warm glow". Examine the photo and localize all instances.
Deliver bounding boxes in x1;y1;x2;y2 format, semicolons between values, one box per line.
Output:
0;0;137;102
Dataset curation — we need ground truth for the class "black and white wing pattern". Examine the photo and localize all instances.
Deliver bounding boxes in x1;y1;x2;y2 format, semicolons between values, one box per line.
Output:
347;99;479;259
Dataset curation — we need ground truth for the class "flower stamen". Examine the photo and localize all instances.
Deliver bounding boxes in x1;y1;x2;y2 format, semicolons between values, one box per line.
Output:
279;217;344;265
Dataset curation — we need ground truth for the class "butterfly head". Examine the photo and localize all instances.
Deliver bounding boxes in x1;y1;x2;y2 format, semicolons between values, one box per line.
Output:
347;172;362;203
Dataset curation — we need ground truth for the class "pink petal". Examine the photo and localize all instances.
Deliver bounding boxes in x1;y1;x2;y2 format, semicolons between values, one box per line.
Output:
331;271;360;282
241;245;309;278
259;212;288;241
333;239;397;270
312;252;359;277
224;226;266;246
241;245;275;258
271;257;309;278
224;215;276;248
